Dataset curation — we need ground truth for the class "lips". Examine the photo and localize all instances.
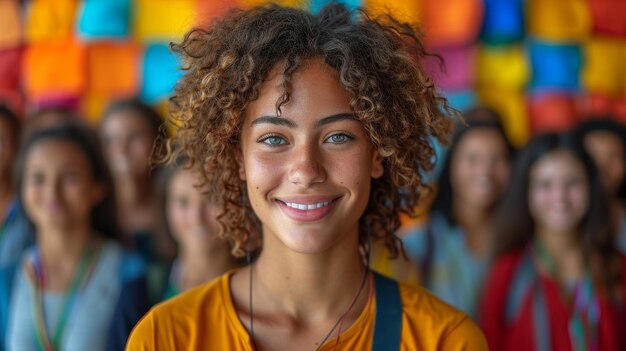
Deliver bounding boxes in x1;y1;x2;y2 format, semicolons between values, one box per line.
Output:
276;196;341;222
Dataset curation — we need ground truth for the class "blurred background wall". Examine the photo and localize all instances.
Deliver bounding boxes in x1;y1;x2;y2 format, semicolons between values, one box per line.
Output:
0;0;625;146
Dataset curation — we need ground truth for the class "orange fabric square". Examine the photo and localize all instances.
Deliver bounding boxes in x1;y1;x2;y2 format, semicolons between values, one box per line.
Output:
422;0;483;46
25;0;78;43
23;39;86;99
87;42;139;96
196;0;243;27
0;0;22;49
241;0;304;8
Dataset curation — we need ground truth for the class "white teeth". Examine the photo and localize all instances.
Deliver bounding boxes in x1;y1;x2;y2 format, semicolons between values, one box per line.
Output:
285;201;331;210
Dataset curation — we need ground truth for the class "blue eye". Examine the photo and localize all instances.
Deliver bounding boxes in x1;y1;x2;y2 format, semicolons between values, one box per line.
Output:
261;135;287;146
326;133;352;144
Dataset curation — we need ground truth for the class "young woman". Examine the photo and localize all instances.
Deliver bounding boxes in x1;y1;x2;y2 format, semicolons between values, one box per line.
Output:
0;124;150;350
481;132;626;350
0;106;34;266
127;4;487;350
574;117;626;253
99;99;173;262
159;161;242;299
401;111;514;318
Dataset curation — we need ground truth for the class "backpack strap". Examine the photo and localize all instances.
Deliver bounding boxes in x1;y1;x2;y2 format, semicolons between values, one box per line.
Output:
372;272;402;351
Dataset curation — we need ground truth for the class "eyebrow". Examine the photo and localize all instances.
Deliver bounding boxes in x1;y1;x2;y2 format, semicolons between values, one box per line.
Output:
250;113;358;128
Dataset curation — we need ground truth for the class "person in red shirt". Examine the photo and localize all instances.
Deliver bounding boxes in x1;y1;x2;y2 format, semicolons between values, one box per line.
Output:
481;132;626;351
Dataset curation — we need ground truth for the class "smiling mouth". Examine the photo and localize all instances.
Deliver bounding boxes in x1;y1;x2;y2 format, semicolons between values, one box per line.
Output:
283;200;334;210
276;197;341;222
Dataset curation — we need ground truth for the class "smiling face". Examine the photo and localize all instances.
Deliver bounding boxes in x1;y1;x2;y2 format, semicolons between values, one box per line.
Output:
450;128;511;210
528;150;589;235
22;139;104;231
166;169;224;254
239;59;384;254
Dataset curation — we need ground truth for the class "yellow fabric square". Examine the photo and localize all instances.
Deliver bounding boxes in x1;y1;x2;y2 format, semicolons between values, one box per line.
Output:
25;0;78;43
0;0;21;49
478;87;529;147
87;42;139;96
23;39;86;99
527;0;591;41
365;0;422;25
81;93;109;124
477;44;528;89
134;0;196;42
582;36;626;97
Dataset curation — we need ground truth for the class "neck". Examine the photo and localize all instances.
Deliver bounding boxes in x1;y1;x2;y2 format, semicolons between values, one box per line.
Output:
178;247;236;290
252;233;366;321
452;198;492;255
37;222;94;292
535;226;584;283
114;174;152;208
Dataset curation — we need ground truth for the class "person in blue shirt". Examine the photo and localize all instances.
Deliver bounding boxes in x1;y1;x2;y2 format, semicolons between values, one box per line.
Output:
401;108;514;318
0;123;149;350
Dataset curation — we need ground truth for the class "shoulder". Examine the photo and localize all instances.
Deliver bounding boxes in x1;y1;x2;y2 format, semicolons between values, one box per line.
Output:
101;241;148;283
127;273;232;349
398;283;488;350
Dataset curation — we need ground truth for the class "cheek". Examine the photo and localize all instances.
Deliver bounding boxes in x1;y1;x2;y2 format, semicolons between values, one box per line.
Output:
168;206;189;236
245;153;285;195
570;186;590;214
528;188;547;215
130;139;152;158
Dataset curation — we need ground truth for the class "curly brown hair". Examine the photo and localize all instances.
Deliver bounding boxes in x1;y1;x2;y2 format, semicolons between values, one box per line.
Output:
164;3;457;257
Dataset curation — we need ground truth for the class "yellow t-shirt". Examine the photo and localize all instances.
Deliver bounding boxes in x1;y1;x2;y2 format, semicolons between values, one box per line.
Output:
126;271;488;350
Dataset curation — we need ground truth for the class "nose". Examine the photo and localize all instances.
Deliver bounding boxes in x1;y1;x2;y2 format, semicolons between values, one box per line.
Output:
287;142;326;188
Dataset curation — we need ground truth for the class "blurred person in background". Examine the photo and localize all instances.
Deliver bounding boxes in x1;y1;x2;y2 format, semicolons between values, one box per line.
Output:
481;132;626;351
401;108;514;319
0;105;34;266
574;117;626;253
158;158;242;300
0;124;150;350
99;99;174;263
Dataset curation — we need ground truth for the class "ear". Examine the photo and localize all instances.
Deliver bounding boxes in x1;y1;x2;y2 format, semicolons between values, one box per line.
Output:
371;149;384;179
234;149;246;181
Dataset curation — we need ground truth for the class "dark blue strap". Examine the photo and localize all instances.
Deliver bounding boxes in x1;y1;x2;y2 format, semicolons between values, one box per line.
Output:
372;272;402;351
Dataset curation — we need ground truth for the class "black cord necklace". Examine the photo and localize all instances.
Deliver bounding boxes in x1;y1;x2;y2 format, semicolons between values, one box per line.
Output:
246;254;371;351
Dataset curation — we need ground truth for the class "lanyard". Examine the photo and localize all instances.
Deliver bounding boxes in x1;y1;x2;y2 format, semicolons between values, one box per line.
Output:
531;241;600;351
25;242;102;351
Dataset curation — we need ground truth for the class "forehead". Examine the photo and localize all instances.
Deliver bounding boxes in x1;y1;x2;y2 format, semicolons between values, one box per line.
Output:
103;110;153;133
585;130;624;151
243;59;352;123
455;128;507;153
531;150;585;179
25;139;89;168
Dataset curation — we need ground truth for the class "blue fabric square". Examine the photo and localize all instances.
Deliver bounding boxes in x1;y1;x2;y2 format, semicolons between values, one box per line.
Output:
77;0;131;40
529;39;582;92
140;44;183;104
480;0;525;45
